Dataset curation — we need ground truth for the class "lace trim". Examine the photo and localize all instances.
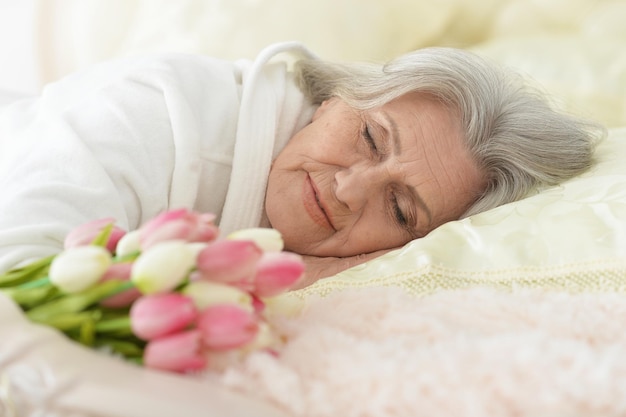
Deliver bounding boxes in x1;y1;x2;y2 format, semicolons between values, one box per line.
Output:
291;257;626;298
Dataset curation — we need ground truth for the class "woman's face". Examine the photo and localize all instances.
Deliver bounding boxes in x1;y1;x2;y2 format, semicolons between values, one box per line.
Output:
265;93;486;257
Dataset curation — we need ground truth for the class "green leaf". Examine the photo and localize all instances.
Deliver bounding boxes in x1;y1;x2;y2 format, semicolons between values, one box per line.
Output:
91;223;114;247
113;250;141;263
32;310;102;332
26;280;132;321
0;255;55;288
2;284;59;309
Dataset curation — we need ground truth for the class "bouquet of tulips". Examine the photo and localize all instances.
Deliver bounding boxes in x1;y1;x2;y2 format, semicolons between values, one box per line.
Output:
0;209;305;373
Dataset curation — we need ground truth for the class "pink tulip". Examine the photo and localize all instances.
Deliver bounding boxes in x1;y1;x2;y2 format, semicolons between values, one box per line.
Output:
195;240;263;285
252;252;305;298
64;218;126;253
130;293;197;340
139;208;218;249
143;330;206;373
197;304;259;350
251;295;266;315
99;263;142;308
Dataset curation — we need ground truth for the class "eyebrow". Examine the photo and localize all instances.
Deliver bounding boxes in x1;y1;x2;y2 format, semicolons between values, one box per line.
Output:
380;110;434;230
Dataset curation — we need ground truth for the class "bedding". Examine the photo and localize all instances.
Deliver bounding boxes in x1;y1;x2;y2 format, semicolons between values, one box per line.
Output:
2;0;626;416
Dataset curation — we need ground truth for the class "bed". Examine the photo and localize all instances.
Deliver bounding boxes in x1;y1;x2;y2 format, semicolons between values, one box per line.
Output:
2;0;626;416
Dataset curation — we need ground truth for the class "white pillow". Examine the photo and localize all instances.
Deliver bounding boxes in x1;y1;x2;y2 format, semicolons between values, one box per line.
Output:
470;35;626;128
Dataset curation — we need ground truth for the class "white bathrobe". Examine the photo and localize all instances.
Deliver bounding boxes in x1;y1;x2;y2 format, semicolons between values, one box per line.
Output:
0;42;317;272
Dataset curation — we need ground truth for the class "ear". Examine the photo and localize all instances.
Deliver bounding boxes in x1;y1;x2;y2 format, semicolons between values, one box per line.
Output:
312;97;339;121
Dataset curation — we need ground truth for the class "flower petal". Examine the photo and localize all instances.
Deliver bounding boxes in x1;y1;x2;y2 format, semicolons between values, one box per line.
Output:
197;304;259;350
130;293;197;340
182;281;253;311
252;252;305;297
143;330;206;373
49;246;112;293
227;228;284;252
131;241;195;294
64;218;126;253
195;240;262;284
139;208;219;249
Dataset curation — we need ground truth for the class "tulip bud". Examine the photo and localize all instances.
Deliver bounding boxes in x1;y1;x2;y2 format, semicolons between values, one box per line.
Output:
130;293;197;340
49;246;112;293
195;240;262;284
252;252;304;298
197;304;259;350
227;228;284;252
182;281;253;312
64;218;126;253
143;329;206;373
131;241;195;294
139;208;219;249
115;230;141;258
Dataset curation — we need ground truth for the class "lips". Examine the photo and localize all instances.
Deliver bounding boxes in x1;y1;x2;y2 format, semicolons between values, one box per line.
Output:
302;174;335;230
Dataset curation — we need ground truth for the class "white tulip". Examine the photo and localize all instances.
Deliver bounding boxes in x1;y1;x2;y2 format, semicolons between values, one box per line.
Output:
227;228;284;252
49;246;112;293
131;240;195;294
115;229;142;257
182;281;253;312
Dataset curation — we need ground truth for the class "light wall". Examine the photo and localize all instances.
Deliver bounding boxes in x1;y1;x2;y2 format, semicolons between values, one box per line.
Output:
0;0;38;95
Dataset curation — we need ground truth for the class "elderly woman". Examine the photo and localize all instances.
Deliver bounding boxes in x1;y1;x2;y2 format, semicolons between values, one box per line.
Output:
0;42;603;287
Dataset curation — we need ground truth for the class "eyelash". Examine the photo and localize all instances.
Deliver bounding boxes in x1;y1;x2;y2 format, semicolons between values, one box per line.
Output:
392;194;408;226
362;124;409;228
362;125;378;153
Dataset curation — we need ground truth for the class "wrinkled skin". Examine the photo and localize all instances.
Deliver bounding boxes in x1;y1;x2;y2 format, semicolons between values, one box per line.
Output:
265;93;486;288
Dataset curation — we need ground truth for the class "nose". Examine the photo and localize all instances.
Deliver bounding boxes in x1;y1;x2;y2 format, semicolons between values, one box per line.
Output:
334;164;387;212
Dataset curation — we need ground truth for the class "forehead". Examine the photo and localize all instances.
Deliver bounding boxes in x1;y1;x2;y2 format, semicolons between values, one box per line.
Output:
377;93;460;140
373;93;485;226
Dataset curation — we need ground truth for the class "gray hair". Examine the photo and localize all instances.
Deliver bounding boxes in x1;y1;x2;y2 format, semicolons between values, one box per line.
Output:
294;47;606;217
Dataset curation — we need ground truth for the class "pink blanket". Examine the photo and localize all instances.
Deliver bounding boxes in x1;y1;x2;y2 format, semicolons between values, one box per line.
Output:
215;287;626;417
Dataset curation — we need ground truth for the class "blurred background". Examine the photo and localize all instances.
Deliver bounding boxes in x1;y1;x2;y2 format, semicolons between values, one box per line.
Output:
0;0;38;95
1;0;624;125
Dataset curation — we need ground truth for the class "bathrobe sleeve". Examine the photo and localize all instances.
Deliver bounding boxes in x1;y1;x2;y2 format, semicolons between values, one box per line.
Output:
0;54;242;272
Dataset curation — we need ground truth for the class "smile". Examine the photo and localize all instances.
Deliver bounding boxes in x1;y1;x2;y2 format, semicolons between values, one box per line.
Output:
303;174;335;230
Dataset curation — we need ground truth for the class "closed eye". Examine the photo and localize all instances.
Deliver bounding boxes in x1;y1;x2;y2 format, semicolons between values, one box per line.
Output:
362;124;378;153
391;193;408;228
390;189;420;239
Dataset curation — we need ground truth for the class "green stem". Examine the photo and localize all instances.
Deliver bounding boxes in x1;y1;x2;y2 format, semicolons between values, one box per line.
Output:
17;276;51;290
26;280;133;321
79;317;97;346
94;317;132;333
